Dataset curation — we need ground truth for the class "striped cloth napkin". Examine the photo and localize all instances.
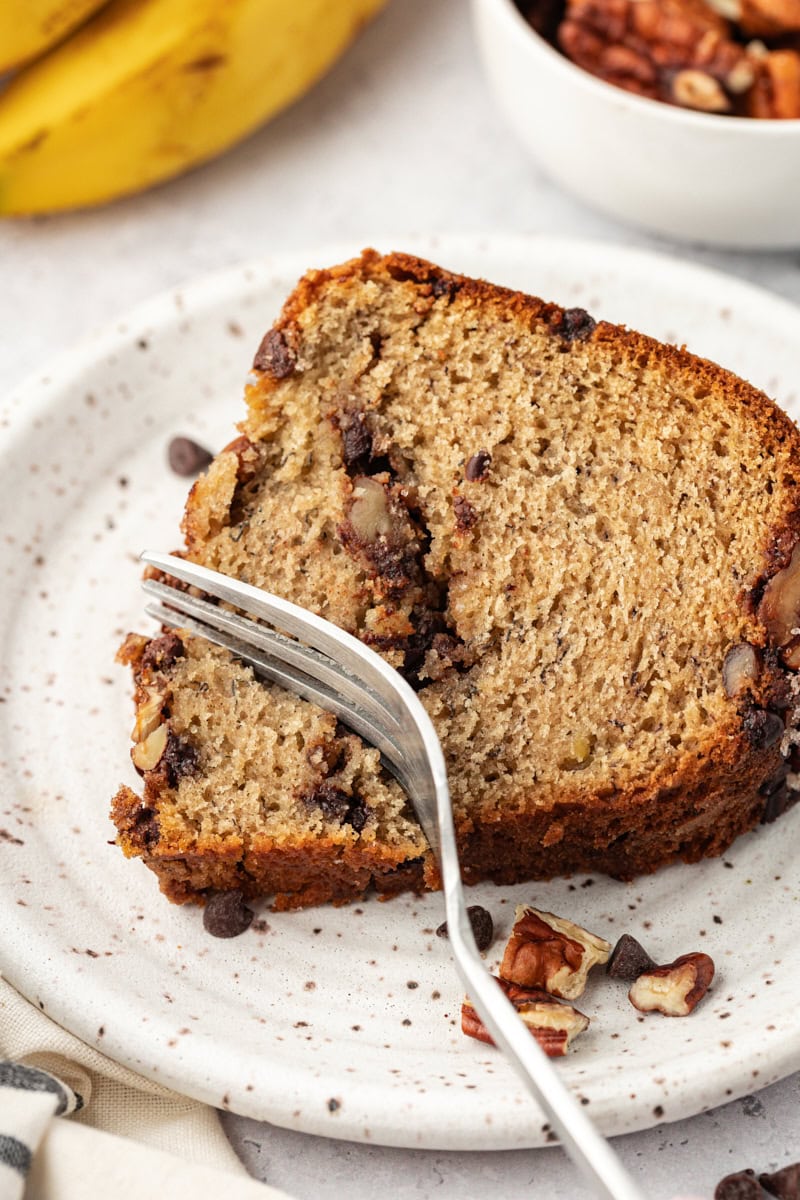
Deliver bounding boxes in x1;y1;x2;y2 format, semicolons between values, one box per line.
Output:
0;976;292;1200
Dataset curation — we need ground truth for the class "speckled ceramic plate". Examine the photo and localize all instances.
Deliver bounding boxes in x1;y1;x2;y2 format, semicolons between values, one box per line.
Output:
1;235;799;1152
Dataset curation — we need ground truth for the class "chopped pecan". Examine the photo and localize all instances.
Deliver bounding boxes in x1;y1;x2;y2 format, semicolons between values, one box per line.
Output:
559;0;753;110
339;476;426;600
131;723;168;773
746;47;800;115
500;905;611;999
672;68;732;109
462;978;589;1055
757;543;800;647
628;951;715;1016
131;692;166;742
722;643;761;698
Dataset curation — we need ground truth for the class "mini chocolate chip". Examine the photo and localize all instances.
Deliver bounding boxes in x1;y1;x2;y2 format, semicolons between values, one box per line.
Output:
743;706;784;750
327;1098;341;1112
167;436;213;477
714;1170;763;1199
203;890;254;938
468;907;494;951
761;780;800;825
465;450;491;482
252;328;295;378
341;414;373;472
431;276;459;301
303;782;370;832
436;905;494;952
304;783;350;823
133;807;160;850
558;307;596;342
606;934;656;980
162;733;200;787
760;1163;800;1199
453;495;477;532
141;631;185;674
347;801;369;833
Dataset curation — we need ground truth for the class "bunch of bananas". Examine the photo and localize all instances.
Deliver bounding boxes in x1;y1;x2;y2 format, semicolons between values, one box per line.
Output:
0;0;384;214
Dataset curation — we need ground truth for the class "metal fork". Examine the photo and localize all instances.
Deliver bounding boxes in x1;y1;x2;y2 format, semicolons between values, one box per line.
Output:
141;550;646;1200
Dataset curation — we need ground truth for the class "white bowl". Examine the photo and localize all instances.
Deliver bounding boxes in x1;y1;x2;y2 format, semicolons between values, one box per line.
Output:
472;0;800;247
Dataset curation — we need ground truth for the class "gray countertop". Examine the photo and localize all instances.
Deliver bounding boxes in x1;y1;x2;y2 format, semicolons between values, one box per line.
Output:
3;0;799;1195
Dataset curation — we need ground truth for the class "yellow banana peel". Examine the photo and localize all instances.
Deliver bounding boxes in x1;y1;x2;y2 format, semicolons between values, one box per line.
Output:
0;0;385;214
0;0;110;73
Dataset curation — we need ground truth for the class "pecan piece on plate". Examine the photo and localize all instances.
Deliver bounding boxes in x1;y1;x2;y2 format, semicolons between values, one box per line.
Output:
500;905;611;999
558;0;755;109
713;1170;764;1199
628;951;715;1016
759;1161;800;1198
462;978;589;1056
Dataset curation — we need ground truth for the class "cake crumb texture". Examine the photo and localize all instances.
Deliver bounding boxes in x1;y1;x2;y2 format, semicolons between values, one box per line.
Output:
112;250;800;908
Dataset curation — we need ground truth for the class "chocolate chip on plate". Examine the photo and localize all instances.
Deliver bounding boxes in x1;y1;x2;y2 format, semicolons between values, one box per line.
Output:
606;933;656;980
436;904;494;952
168;436;213;477
203;889;254;938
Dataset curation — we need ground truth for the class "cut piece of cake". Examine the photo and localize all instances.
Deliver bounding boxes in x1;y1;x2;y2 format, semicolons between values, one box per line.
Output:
112;249;800;910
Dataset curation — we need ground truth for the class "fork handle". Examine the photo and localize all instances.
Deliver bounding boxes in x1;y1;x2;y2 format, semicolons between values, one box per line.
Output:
444;893;647;1200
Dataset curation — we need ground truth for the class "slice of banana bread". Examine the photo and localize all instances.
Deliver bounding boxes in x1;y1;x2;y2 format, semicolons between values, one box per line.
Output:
112;249;800;910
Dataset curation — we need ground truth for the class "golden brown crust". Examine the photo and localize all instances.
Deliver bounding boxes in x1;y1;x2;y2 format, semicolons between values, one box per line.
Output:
112;781;433;909
114;249;800;909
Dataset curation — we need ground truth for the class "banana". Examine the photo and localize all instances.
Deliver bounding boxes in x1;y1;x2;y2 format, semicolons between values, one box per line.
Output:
0;0;384;214
0;0;110;73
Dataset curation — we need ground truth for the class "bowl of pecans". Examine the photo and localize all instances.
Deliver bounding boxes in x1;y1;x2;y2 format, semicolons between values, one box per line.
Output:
472;0;800;245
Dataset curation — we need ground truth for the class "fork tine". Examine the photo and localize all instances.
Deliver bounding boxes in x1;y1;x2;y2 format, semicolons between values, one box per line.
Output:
141;551;410;719
142;578;403;741
144;598;407;772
